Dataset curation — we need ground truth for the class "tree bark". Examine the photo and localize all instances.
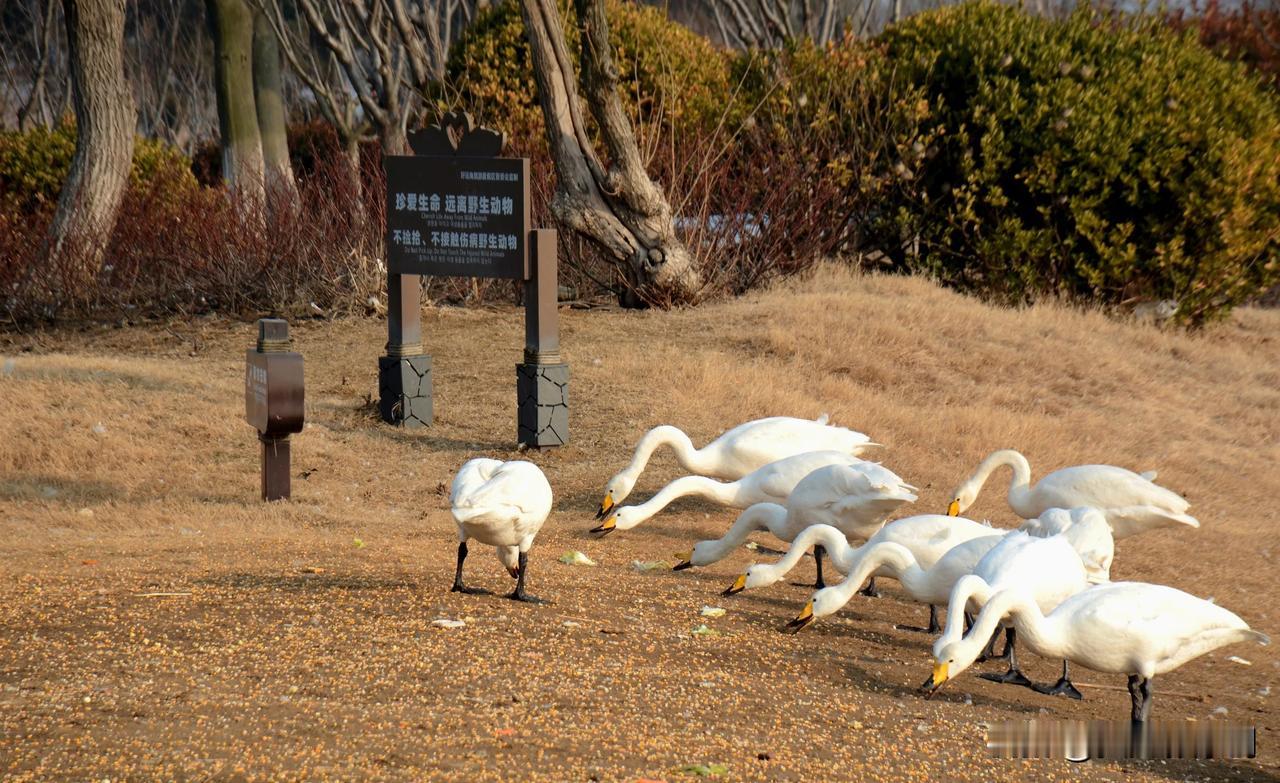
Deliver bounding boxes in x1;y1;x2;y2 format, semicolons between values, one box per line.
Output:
252;9;299;212
519;0;701;305
208;0;266;213
45;0;135;295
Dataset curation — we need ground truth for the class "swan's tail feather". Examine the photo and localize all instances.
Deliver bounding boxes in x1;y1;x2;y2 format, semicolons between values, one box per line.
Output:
1248;630;1270;646
1104;506;1200;539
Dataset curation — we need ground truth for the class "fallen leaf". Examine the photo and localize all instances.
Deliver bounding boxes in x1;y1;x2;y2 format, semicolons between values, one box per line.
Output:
631;560;669;572
431;619;465;629
353;538;366;549
674;763;729;777
699;606;726;618
301;566;325;574
494;728;515;737
558;550;597;566
81;559;97;566
690;624;720;638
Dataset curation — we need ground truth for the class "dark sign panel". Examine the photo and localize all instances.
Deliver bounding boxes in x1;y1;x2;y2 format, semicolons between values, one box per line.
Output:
244;351;304;435
385;155;530;279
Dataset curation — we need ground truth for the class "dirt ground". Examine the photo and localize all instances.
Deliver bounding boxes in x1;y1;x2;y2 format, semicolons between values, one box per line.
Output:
1;267;1277;782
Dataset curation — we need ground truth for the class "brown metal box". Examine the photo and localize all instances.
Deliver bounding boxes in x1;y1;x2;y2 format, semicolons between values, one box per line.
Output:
245;351;304;435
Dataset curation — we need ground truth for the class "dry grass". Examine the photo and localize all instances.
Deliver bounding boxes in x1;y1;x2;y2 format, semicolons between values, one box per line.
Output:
0;266;1276;781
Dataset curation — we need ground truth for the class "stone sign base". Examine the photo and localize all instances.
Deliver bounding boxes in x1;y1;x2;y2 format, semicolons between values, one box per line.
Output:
379;354;433;428
516;363;568;447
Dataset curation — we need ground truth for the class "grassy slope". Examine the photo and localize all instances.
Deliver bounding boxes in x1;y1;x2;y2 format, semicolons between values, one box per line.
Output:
0;267;1276;781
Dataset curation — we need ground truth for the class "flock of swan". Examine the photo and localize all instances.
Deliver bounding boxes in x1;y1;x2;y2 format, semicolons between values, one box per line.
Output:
448;415;1268;724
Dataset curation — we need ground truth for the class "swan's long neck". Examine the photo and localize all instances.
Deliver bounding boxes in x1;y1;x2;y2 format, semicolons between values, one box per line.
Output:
966;588;1061;663
708;504;786;560
939;574;994;648
623;426;697;480
625;475;738;526
764;524;849;581
845;542;918;599
970;450;1035;516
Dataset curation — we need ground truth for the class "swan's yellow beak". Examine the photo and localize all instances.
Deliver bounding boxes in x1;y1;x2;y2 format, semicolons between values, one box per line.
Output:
931;662;949;689
785;601;815;633
946;499;961;517
723;573;747;596
589;513;616;535
594;491;615;520
672;551;693;571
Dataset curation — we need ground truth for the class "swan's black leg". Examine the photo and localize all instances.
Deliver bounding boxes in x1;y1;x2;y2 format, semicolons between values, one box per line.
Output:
858;576;880;598
450;541;489;595
979;628;1034;688
1032;659;1084;700
963;611;975;634
977;626;1008;662
508;551;545;604
1129;675;1153;723
896;604;942;634
813;545;826;589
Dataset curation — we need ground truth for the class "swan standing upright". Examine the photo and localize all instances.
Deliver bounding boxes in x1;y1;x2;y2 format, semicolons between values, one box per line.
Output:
671;462;918;584
946;449;1200;538
927;582;1269;722
595;415;875;519
450;458;553;603
591;450;891;534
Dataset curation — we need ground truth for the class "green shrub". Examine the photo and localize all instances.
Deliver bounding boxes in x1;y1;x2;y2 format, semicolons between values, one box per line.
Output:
877;1;1280;324
0;122;198;214
441;0;733;141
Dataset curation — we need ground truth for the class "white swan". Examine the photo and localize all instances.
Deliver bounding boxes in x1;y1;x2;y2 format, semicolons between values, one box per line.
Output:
596;415;875;518
725;514;997;596
946;449;1199;539
592;450;909;534
671;463;919;579
934;532;1090;696
928;581;1269;721
785;532;1006;634
1020;506;1114;584
450;458;553;602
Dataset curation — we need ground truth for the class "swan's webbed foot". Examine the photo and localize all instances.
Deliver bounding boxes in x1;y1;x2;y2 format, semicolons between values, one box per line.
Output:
507;551;547;604
1032;677;1083;700
450;542;489;594
1032;661;1083;700
858;576;880;598
978;667;1035;689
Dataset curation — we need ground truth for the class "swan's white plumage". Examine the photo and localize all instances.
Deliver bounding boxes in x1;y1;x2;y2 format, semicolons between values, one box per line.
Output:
1018;506;1114;583
600;415;875;508
950;450;1199;538
678;463;919;567
604;450;911;532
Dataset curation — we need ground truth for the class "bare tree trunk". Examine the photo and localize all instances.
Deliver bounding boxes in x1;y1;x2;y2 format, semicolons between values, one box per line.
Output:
519;0;701;305
18;0;59;131
45;0;135;295
252;8;299;212
208;0;266;213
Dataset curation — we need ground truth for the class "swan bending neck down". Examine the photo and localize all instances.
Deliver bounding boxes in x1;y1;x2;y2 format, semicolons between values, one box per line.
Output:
672;503;840;583
948;450;1035;517
927;582;1270;721
946;449;1200;538
601;474;748;532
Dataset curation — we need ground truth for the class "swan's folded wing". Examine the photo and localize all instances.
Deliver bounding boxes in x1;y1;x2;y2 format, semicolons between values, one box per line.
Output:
455;462;548;517
450;458;506;505
1104;505;1200;539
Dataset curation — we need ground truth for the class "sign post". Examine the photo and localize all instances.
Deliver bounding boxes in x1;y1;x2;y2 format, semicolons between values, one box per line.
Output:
380;112;568;447
245;318;304;501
